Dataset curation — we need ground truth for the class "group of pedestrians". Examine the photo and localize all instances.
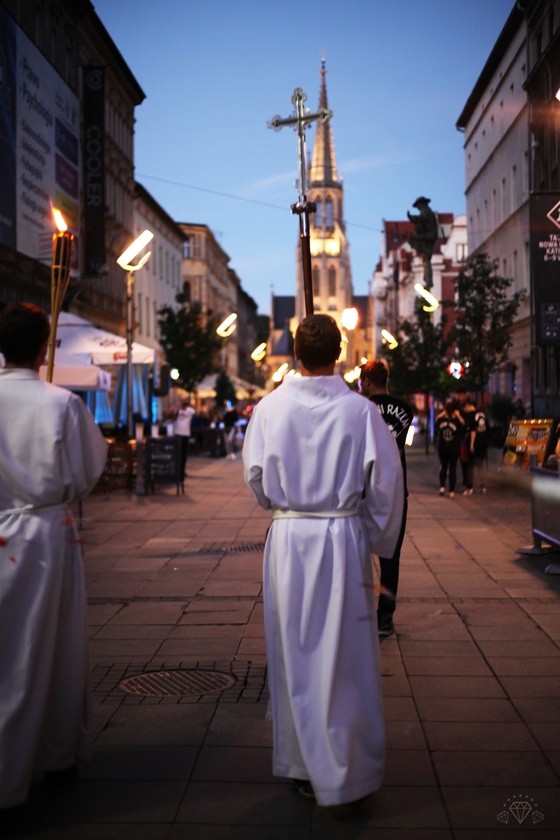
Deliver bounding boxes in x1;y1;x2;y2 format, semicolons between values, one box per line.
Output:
435;388;489;497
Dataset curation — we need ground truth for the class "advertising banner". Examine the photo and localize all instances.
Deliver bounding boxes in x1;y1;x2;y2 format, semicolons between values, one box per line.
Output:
0;9;80;269
530;192;560;346
0;7;16;249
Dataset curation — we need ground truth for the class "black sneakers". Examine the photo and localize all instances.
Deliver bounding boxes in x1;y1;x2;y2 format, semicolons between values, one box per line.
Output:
290;779;315;799
378;615;395;638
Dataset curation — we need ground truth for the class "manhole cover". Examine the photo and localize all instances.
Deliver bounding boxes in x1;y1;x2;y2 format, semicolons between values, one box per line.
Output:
118;669;237;697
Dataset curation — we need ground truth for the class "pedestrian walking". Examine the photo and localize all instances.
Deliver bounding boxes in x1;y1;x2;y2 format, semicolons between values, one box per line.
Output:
472;403;489;493
456;388;477;494
242;314;404;807
0;303;108;812
174;398;195;478
360;358;413;638
435;399;465;497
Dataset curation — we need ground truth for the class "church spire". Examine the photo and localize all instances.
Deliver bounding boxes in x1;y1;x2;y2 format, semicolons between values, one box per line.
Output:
308;57;339;187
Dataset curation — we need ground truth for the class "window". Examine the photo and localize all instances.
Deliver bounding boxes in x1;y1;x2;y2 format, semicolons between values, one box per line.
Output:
328;266;336;296
182;238;191;259
325;199;334;229
312;266;320;292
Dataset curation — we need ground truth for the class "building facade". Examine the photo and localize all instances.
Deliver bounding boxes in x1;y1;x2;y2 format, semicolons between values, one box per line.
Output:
179;223;239;377
132;183;186;351
0;0;145;335
371;213;467;355
456;0;560;416
456;4;533;408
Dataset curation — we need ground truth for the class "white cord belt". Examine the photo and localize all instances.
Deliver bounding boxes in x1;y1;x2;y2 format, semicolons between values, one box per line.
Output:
272;509;359;520
0;502;69;517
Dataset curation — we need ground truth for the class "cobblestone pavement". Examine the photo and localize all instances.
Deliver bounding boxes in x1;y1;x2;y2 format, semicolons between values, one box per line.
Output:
3;444;560;839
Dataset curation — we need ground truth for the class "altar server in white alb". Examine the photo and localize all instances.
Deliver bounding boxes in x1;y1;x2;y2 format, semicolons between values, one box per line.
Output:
0;303;108;810
243;314;404;807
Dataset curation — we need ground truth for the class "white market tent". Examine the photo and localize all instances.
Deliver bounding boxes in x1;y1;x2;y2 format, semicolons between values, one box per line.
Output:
54;312;155;365
39;350;111;391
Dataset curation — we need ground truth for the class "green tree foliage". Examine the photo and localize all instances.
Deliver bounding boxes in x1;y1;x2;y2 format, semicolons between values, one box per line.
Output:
156;295;222;392
450;253;521;399
383;299;451;401
383;299;452;452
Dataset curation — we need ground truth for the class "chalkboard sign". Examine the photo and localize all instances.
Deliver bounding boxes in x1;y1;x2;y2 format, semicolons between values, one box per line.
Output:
146;437;183;494
94;441;133;492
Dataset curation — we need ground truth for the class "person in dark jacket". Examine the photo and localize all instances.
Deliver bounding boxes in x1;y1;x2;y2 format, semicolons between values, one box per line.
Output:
360;359;414;638
435;399;466;498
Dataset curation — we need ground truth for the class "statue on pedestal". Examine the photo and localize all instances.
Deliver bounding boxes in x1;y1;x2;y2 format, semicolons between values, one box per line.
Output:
407;196;438;286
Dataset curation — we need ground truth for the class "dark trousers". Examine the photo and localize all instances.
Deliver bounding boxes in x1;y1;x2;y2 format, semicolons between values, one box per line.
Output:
177;435;189;477
378;497;408;620
460;443;474;488
439;447;459;492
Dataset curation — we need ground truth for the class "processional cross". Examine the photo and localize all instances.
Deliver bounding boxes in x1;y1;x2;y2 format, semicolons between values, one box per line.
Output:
268;88;333;316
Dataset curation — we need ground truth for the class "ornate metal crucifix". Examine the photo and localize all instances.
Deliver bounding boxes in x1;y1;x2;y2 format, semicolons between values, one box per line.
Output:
268;88;333;316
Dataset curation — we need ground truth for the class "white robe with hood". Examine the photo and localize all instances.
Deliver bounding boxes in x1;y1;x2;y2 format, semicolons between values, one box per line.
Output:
0;368;108;808
243;374;404;806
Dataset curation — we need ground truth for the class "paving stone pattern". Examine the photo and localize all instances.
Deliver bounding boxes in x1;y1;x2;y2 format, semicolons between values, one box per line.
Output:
4;445;560;838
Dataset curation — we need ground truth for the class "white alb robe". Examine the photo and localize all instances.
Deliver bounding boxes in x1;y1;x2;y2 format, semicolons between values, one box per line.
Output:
0;368;108;808
243;374;404;806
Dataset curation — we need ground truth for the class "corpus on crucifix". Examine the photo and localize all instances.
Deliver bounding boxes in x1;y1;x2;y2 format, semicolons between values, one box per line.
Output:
268;88;333;316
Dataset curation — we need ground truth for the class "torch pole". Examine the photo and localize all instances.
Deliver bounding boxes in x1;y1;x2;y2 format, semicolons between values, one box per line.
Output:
46;229;74;383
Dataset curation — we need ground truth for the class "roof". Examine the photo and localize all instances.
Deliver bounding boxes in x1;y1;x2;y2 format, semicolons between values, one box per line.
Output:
272;295;295;329
308;58;340;188
270;322;294;357
456;4;524;130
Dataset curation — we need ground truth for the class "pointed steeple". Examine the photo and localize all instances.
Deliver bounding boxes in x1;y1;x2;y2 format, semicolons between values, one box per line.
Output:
308;57;339;187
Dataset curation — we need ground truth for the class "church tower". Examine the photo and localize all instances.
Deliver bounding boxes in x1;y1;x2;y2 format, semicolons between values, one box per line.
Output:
295;59;354;327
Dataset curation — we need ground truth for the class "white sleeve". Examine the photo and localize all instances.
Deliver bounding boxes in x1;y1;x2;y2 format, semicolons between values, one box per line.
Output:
242;407;272;510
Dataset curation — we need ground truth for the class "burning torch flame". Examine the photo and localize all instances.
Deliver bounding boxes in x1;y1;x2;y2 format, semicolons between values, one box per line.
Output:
52;207;68;232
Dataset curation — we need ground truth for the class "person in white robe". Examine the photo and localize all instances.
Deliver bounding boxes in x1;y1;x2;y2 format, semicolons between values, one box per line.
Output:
0;303;108;810
243;314;404;807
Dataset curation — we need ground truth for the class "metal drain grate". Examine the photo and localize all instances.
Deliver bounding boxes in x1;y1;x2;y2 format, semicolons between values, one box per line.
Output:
224;542;266;554
118;669;237;697
195;542;266;555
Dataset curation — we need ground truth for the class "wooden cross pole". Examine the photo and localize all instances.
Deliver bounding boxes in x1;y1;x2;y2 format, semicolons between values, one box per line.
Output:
268;88;332;316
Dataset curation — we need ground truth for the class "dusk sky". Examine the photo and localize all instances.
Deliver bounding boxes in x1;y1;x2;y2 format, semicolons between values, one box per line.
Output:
92;0;515;315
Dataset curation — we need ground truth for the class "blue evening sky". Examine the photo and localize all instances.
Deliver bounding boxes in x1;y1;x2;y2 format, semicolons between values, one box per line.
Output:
92;0;515;315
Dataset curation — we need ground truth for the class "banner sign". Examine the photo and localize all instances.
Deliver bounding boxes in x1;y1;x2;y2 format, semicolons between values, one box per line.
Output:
530;192;560;346
82;66;106;276
0;7;80;268
0;8;16;250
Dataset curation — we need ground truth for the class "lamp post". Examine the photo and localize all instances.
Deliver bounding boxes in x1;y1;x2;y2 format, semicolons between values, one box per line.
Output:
216;313;237;373
117;229;154;438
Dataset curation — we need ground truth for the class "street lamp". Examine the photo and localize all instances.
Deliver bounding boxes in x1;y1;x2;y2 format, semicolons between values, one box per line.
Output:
216;313;237;372
251;342;267;362
381;328;398;350
414;283;440;313
117;229;154;438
